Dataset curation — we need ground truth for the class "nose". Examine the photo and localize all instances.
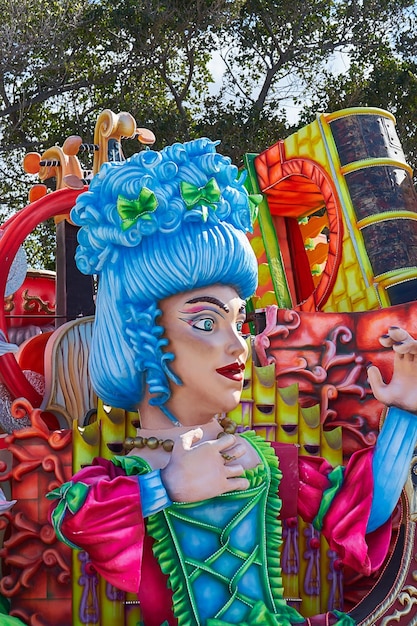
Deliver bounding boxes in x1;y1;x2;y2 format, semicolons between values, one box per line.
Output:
227;328;248;360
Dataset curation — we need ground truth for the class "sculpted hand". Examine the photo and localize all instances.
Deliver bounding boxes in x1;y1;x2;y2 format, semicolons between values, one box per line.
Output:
161;429;249;503
367;327;417;413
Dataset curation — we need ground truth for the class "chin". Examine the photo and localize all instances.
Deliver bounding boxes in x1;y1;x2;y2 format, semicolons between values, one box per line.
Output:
219;395;241;415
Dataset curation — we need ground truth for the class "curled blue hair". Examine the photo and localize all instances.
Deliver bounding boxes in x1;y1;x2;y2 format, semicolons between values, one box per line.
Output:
71;138;259;418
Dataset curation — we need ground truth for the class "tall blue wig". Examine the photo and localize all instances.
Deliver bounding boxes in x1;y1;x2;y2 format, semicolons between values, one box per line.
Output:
71;138;259;419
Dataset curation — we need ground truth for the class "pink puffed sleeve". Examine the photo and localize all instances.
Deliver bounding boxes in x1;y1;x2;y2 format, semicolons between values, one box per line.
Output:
52;458;145;593
297;447;392;576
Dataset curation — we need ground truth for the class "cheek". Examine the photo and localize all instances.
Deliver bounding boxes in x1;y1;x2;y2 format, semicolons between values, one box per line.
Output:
168;333;213;374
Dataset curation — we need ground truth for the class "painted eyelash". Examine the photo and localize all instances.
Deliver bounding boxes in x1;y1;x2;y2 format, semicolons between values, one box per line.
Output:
180;316;214;327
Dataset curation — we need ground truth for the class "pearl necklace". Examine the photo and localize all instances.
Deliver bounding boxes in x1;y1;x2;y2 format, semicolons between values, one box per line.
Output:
123;416;238;453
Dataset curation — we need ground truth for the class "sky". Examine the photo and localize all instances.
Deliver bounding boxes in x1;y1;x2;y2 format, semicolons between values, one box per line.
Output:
207;49;351;125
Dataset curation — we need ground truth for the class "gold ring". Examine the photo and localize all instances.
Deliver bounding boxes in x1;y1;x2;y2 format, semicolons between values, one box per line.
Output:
221;453;235;463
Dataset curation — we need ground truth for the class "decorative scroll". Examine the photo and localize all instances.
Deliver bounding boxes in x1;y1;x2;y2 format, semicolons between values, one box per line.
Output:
0;398;72;625
78;552;99;624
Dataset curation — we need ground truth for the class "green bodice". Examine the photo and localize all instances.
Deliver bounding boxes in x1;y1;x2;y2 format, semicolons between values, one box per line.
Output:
147;431;304;626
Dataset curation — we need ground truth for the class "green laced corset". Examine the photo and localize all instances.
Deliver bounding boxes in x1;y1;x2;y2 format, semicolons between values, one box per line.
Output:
147;431;305;626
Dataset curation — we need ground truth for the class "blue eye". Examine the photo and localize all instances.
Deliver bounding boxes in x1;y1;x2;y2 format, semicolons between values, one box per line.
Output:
236;321;244;333
194;318;214;331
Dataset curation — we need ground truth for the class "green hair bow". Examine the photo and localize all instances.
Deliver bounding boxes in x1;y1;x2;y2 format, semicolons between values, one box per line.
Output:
117;187;159;231
180;177;221;221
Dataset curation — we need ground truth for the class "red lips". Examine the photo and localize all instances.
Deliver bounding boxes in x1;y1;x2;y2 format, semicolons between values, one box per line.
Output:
216;362;245;381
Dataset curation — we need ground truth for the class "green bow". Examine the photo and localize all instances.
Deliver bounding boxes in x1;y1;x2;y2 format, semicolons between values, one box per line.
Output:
46;481;89;549
180;178;221;221
117;187;158;231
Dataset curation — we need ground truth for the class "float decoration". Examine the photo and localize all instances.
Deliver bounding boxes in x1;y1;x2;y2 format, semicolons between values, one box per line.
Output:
0;108;416;625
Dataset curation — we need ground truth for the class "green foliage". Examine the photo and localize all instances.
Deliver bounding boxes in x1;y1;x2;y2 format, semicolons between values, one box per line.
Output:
298;2;417;171
1;0;417;268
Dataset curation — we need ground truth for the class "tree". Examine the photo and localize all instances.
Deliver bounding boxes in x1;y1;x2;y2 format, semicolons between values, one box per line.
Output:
1;0;417;268
297;3;417;172
0;0;238;266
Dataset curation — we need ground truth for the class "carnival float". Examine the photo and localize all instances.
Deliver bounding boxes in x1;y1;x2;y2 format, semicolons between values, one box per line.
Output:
0;107;416;625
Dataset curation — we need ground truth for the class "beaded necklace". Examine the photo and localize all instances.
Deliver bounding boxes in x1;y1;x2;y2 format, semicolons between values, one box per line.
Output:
123;416;238;453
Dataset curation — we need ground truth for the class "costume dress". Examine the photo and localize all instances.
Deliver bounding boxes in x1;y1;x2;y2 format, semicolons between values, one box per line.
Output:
49;431;392;626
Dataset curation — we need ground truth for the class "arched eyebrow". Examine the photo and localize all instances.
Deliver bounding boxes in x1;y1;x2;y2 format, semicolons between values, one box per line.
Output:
184;296;247;316
185;296;229;312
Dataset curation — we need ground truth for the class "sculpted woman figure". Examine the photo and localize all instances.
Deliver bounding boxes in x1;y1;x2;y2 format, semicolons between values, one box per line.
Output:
49;138;417;626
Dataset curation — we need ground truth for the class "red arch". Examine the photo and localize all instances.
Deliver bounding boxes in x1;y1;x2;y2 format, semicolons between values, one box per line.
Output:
0;187;86;405
255;146;343;311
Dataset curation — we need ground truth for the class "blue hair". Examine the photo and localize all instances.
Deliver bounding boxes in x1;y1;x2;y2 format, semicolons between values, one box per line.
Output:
71;138;259;417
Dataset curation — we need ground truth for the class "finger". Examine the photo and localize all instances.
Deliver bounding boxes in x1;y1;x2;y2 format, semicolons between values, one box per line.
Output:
379;328;417;353
178;428;203;451
224;463;245;478
220;452;236;463
367;365;389;402
379;327;412;348
387;327;409;342
379;334;395;348
225;476;250;491
220;443;246;462
392;342;417;355
214;433;237;452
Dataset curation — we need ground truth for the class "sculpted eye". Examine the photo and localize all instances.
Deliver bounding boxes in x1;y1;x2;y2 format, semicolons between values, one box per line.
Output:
193;318;214;331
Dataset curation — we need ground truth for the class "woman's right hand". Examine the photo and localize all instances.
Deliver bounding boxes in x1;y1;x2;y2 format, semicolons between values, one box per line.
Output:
161;429;249;502
367;327;417;414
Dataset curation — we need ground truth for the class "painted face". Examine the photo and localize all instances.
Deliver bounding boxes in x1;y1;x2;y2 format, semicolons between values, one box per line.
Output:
159;285;249;426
